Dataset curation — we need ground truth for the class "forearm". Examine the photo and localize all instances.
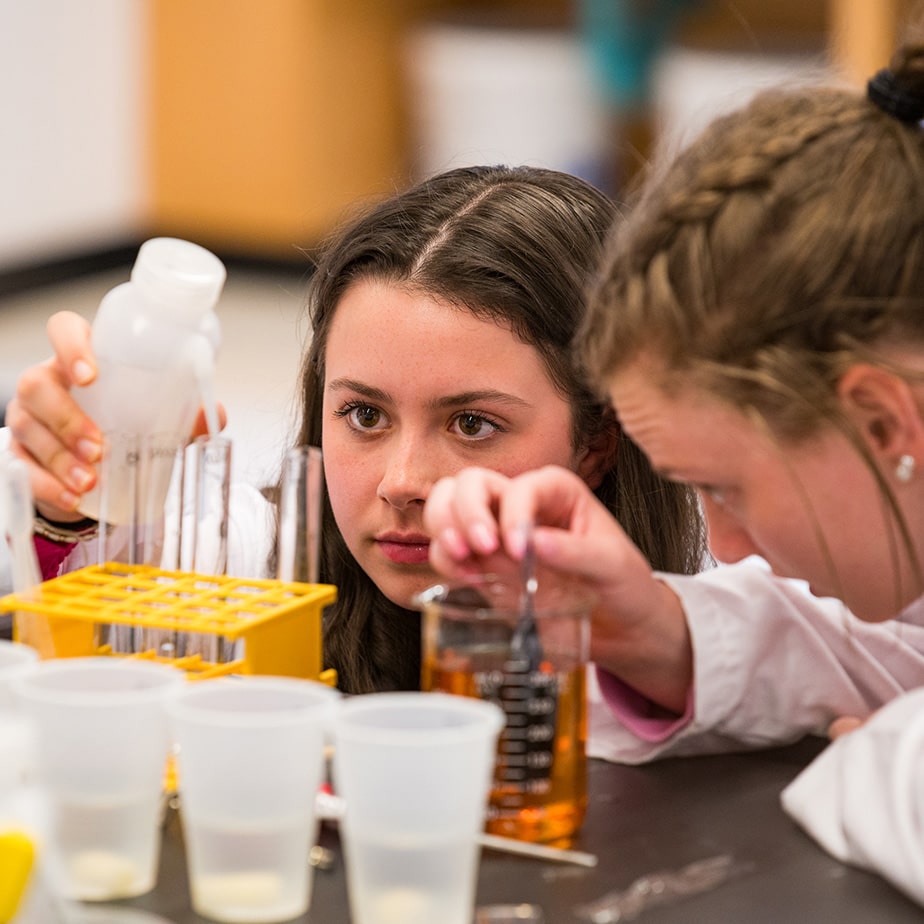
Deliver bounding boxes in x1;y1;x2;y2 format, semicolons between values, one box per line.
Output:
590;578;693;715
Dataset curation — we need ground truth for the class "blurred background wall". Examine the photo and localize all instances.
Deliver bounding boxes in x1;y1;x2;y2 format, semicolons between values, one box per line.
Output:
0;0;146;272
0;0;913;275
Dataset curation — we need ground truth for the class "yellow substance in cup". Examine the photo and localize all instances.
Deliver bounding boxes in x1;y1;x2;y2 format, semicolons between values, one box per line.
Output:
0;831;35;923
194;871;284;911
69;849;140;900
367;887;432;923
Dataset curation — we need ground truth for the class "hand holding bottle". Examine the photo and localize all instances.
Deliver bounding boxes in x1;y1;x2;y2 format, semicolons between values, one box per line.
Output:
7;311;226;524
6;310;102;521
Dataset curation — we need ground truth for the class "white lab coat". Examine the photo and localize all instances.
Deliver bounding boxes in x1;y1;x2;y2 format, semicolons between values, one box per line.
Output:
589;557;924;762
49;481;276;579
782;686;924;907
586;556;924;910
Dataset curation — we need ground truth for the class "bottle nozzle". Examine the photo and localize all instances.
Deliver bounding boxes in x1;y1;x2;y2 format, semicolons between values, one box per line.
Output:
185;335;221;438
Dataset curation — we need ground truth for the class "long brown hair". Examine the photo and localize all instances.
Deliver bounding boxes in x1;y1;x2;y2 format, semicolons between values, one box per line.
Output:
293;165;708;692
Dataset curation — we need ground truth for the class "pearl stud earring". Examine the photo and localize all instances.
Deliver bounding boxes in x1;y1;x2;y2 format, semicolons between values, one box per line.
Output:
896;454;917;483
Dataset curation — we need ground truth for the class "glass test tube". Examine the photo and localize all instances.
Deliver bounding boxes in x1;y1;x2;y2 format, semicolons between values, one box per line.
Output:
276;445;323;585
175;435;233;664
97;431;184;653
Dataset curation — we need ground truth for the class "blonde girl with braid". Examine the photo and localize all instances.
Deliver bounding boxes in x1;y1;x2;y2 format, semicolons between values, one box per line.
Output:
424;23;924;904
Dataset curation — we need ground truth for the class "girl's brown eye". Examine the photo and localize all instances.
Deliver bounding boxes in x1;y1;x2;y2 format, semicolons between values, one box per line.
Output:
354;406;380;428
458;414;483;436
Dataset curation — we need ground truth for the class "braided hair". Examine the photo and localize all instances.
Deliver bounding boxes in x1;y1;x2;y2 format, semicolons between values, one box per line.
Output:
579;24;924;612
581;31;924;441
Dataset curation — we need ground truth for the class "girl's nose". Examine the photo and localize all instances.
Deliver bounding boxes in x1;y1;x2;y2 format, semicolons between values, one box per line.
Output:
701;495;760;564
376;435;435;510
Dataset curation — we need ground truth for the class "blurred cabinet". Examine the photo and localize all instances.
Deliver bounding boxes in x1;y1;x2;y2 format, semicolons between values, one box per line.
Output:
675;0;912;83
828;0;910;85
617;0;913;183
147;0;455;257
0;1;145;272
146;0;914;260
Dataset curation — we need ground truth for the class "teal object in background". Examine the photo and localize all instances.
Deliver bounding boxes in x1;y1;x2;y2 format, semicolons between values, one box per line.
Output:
578;0;703;109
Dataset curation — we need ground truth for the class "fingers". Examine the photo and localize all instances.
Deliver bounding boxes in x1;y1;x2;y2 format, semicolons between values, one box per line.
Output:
46;311;96;386
6;312;102;516
12;361;100;451
424;465;597;574
493;466;595;558
828;716;864;739
16;312;101;458
424;468;508;560
5;391;98;515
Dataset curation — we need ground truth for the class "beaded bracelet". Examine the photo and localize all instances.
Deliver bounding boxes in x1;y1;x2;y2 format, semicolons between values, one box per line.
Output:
32;512;101;544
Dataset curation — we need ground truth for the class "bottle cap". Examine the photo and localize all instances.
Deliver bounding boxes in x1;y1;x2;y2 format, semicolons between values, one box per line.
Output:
131;238;227;313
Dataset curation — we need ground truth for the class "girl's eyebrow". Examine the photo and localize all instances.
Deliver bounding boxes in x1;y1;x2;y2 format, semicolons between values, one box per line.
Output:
327;378;389;403
327;378;531;411
431;390;532;410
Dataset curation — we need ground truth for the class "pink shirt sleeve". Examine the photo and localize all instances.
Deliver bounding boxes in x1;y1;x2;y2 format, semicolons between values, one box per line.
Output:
595;665;694;742
34;535;76;581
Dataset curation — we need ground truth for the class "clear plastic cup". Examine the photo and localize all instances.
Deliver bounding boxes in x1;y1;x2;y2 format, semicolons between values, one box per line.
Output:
0;640;39;709
332;692;505;924
168;676;340;924
10;657;183;901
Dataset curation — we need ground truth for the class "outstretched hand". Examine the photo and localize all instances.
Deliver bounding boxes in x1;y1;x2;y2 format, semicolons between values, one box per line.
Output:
6;311;101;520
828;716;866;739
5;310;225;522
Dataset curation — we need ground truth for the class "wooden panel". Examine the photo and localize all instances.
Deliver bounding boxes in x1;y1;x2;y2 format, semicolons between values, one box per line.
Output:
676;0;915;82
147;0;448;256
677;0;827;50
146;0;917;256
827;0;910;86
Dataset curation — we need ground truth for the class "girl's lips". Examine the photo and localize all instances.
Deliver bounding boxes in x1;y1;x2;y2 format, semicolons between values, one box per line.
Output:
376;536;431;565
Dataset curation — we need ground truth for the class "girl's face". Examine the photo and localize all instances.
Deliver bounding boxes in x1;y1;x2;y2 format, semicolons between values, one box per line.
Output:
609;358;920;622
322;278;595;608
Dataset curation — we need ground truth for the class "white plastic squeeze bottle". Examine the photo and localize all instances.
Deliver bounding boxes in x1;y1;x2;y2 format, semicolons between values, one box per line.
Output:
75;238;226;525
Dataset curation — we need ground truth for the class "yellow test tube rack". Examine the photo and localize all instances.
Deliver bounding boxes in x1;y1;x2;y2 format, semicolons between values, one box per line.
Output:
0;562;337;687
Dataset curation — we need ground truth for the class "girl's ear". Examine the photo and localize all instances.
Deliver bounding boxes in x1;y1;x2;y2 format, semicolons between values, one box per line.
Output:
837;364;924;461
575;413;621;490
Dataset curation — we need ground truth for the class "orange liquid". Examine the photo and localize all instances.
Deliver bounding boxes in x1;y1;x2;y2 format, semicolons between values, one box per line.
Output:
426;661;587;846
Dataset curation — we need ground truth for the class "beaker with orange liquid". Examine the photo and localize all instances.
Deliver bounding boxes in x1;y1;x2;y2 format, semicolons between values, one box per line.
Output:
416;575;593;846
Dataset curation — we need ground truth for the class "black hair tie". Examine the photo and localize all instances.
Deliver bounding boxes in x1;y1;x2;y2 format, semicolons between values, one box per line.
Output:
867;68;924;123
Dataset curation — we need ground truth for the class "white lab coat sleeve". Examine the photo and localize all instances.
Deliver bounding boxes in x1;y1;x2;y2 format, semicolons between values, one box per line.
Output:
781;686;924;907
224;481;277;578
588;557;924;763
56;481;276;579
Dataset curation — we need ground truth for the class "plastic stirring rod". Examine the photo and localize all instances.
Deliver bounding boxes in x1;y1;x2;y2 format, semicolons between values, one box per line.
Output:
510;522;543;671
4;456;41;593
199;376;221;439
477;833;598;868
312;789;597;868
0;455;55;689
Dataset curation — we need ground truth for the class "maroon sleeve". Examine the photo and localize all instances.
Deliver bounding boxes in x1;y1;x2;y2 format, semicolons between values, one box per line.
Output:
34;535;77;581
